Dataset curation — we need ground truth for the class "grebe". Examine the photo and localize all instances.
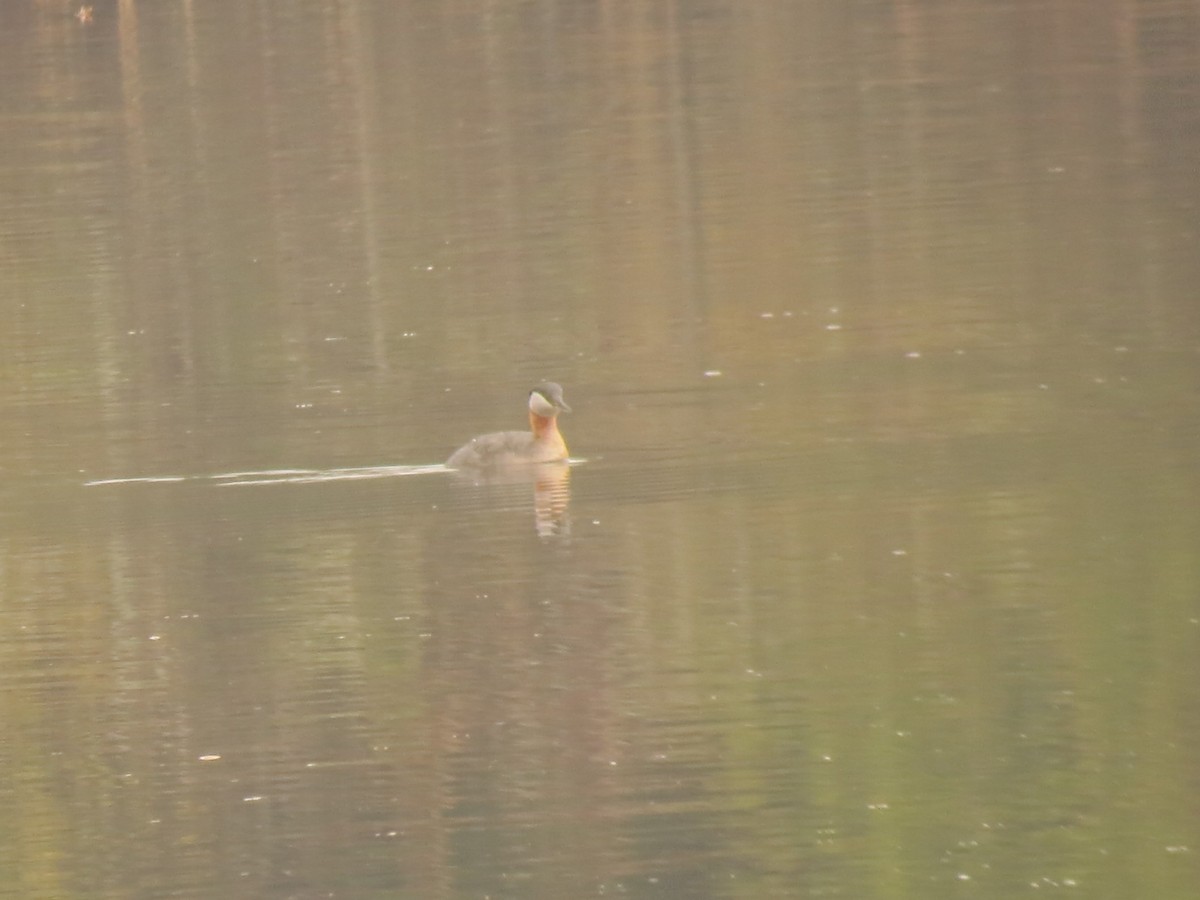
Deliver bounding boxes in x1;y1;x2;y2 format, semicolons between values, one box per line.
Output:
445;383;571;469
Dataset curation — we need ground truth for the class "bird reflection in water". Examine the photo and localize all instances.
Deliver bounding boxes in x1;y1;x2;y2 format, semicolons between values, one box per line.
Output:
450;460;571;537
533;461;571;537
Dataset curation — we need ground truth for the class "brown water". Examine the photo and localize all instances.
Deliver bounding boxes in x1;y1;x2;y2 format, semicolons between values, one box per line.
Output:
2;1;1199;898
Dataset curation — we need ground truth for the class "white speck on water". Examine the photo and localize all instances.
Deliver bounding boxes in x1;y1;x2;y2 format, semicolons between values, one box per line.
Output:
825;323;842;331
704;369;722;377
905;351;921;358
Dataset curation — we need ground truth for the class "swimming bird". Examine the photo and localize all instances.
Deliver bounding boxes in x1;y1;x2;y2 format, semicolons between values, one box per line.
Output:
445;383;571;469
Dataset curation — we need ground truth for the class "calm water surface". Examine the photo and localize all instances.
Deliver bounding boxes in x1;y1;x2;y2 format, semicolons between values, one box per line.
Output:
2;1;1199;898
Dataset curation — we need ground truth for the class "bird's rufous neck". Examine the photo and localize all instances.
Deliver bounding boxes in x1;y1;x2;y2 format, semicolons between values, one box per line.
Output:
529;411;567;457
529;410;558;439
